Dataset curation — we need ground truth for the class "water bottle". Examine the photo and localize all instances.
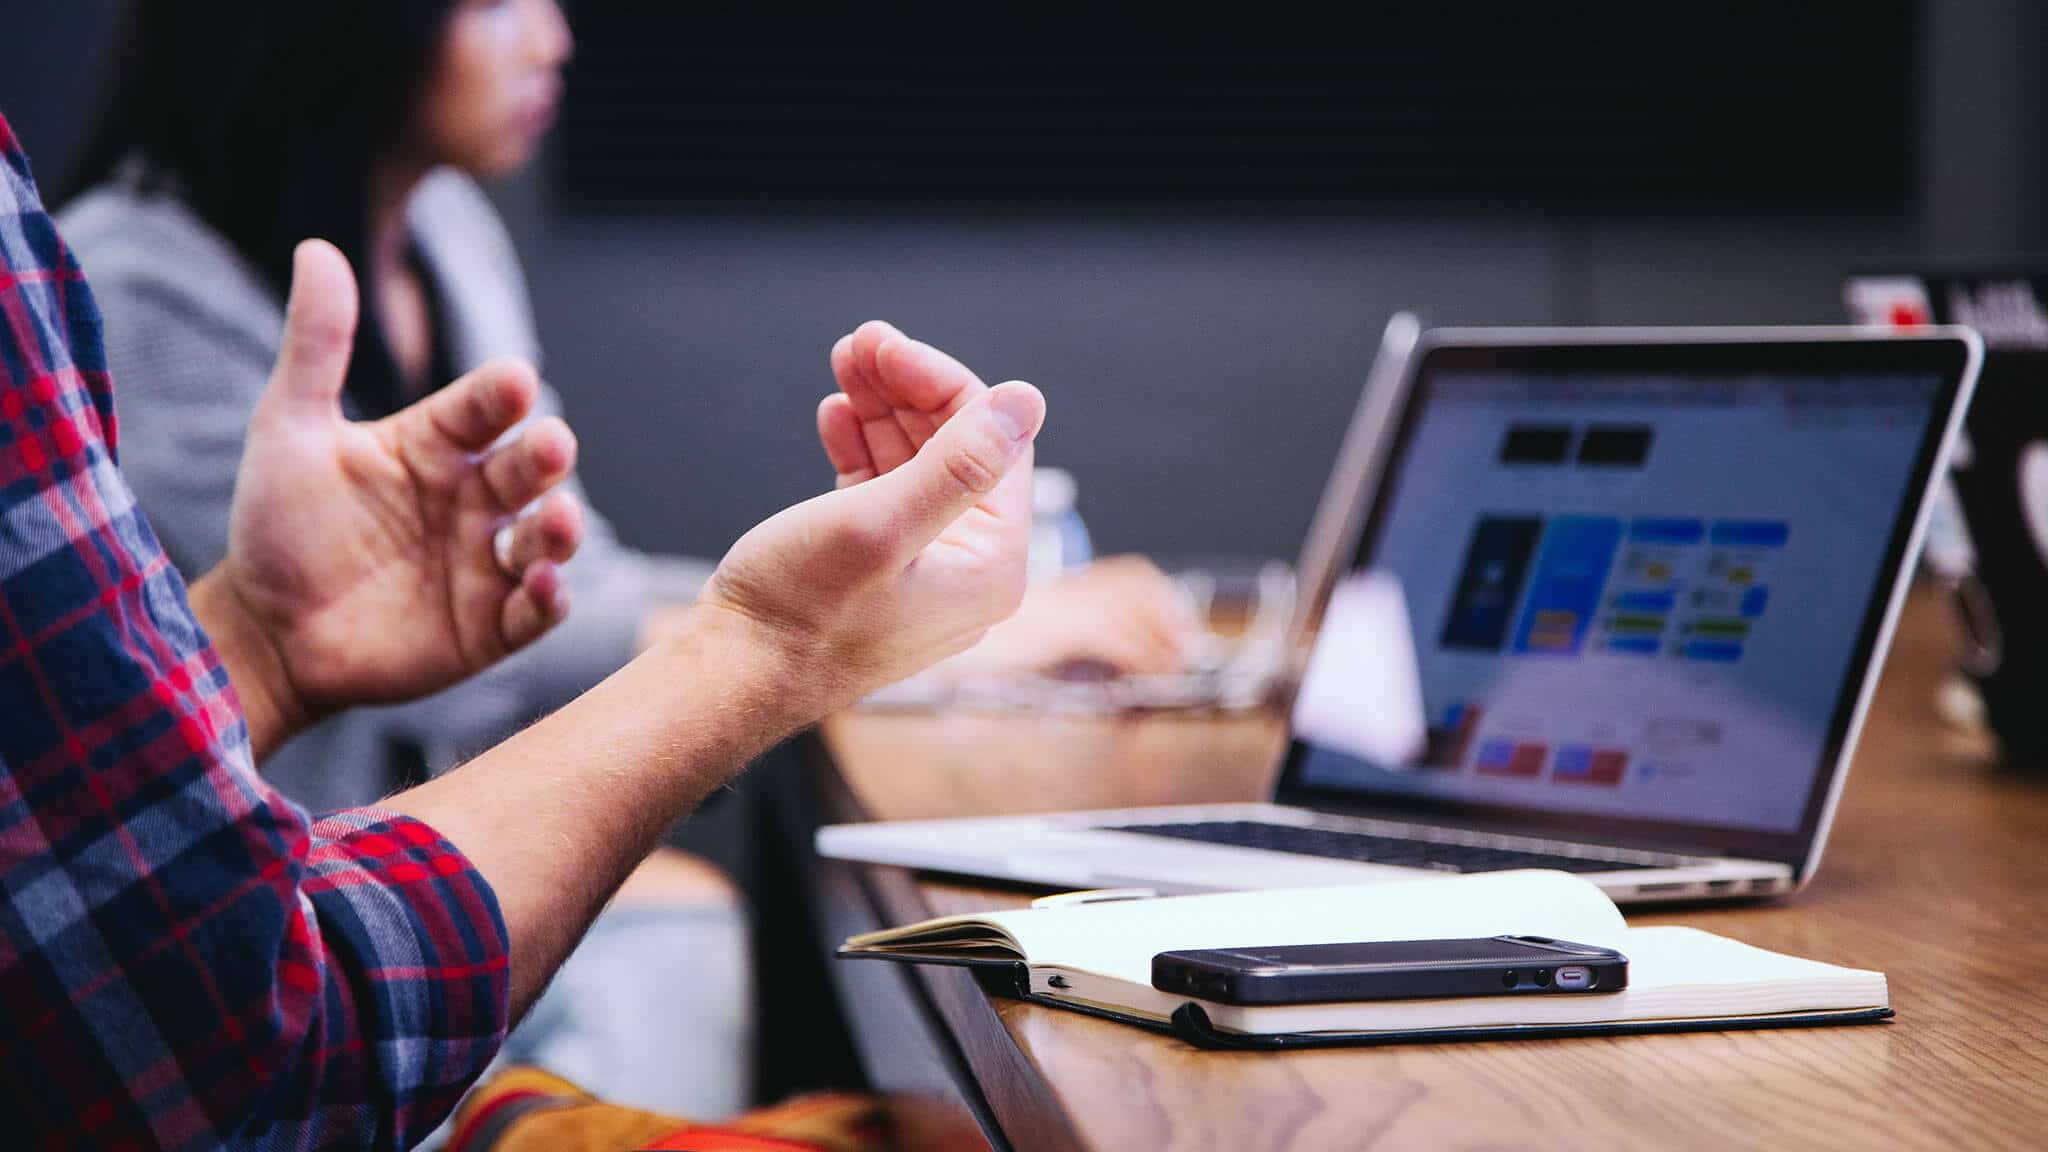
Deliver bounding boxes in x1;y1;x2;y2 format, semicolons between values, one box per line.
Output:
1030;467;1092;583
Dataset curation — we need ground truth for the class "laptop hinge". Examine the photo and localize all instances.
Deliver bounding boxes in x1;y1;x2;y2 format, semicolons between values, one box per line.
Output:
1292;799;1737;861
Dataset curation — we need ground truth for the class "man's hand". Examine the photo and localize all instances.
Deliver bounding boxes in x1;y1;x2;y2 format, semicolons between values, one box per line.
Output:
941;555;1198;679
694;321;1045;720
391;321;1042;1012
192;241;584;757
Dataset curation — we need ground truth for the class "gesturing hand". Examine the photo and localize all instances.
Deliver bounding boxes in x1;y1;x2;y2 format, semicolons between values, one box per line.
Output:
696;321;1045;718
193;241;584;754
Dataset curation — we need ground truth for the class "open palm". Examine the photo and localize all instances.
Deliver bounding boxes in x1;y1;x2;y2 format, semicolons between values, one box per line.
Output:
215;241;584;718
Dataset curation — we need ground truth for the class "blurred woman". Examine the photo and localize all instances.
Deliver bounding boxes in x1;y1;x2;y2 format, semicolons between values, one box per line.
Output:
61;0;1191;1117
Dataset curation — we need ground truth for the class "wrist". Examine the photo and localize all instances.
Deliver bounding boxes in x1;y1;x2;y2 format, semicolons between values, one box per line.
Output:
189;568;314;760
662;600;838;740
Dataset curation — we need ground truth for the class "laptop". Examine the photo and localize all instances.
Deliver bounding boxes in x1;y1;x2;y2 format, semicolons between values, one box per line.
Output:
820;327;1982;904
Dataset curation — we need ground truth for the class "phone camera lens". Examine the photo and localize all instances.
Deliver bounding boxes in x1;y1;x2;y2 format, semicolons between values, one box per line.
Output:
1502;968;1519;988
1533;968;1553;988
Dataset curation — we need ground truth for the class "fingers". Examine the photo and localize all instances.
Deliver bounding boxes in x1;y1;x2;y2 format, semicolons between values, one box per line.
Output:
411;358;543;454
501;491;584;572
265;240;359;411
873;331;983;421
1012;559;1195;676
856;380;1046;558
871;330;979;460
1124;599;1198;672
479;414;578;512
491;491;581;656
831;322;989;475
1076;624;1187;676
817;394;877;488
831;327;917;474
830;323;899;420
500;560;570;652
1086;604;1193;675
1090;557;1202;659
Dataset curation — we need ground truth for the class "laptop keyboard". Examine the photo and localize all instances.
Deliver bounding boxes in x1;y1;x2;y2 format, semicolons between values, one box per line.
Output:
1104;820;1680;874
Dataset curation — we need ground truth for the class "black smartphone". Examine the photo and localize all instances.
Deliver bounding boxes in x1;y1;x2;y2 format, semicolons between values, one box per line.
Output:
1151;936;1628;1005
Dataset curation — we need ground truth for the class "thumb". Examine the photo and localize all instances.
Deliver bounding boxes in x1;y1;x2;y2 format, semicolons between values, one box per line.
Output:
857;380;1045;556
265;240;359;411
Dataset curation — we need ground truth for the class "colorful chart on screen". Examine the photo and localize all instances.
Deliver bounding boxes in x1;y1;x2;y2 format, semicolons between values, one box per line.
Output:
1294;371;1939;834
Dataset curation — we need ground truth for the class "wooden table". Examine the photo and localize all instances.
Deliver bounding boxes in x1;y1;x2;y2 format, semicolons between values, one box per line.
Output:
814;590;2048;1151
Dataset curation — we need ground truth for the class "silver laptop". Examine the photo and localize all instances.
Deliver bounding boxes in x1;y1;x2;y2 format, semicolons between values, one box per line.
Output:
820;327;1982;904
1289;311;1423;635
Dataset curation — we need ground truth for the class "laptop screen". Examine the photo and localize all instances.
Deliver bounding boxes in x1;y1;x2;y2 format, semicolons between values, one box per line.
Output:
1282;336;1968;861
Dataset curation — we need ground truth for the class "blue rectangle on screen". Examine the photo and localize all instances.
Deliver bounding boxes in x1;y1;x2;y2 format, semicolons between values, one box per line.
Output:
1709;520;1790;548
1511;516;1623;656
1613;590;1677;614
1741;586;1770;617
1552;745;1593;776
1475;740;1515;768
1605;635;1660;655
1683;640;1746;663
1628;518;1704;545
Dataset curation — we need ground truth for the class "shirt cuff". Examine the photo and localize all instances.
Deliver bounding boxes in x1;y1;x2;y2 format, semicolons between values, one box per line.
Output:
305;808;512;1141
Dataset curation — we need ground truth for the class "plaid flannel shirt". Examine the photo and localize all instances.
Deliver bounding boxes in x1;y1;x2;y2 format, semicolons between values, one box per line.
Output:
0;117;509;1149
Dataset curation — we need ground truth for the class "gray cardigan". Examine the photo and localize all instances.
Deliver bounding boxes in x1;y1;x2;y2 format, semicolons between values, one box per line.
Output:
61;170;713;812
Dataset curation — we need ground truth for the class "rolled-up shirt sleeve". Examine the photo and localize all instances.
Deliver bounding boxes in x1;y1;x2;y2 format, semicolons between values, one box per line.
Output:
290;810;511;1140
0;115;508;1149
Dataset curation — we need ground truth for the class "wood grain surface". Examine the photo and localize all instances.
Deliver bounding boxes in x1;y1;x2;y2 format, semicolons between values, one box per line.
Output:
821;589;2048;1151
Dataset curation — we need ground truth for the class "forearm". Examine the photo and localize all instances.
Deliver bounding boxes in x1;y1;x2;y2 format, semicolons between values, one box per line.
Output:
384;604;811;1015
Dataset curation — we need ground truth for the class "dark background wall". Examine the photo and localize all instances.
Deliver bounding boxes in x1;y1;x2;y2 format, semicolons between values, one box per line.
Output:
3;1;2042;563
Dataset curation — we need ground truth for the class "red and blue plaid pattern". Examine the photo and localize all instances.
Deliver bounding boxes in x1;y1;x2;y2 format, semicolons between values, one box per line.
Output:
0;116;509;1149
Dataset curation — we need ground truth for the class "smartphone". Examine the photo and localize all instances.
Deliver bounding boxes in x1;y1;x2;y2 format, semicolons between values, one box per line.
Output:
1151;936;1628;1005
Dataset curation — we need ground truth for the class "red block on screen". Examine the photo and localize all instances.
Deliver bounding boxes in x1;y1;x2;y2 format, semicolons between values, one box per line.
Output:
1585;749;1628;785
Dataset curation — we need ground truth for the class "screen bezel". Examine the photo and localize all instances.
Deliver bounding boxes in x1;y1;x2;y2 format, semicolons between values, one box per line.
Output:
1272;329;1977;868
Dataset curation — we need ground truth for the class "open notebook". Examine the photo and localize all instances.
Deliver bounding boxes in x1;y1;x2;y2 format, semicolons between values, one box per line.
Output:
840;871;1890;1048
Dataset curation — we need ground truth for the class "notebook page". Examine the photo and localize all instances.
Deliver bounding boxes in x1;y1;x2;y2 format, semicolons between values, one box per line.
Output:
985;870;1625;978
1192;926;1888;1034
